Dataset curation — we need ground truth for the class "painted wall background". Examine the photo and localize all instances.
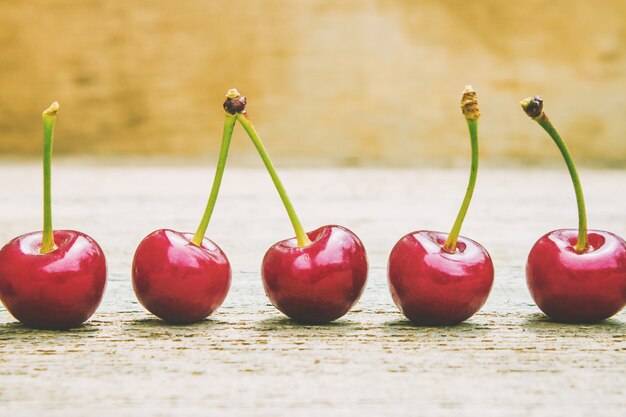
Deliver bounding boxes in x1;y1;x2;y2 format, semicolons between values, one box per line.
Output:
0;0;625;166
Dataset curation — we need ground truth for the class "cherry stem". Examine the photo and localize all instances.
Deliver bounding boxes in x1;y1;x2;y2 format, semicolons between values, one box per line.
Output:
191;113;237;246
443;86;480;253
232;96;311;247
521;96;588;252
41;102;59;254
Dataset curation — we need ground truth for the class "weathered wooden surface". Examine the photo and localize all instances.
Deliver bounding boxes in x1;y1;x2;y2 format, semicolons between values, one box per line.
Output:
1;163;625;416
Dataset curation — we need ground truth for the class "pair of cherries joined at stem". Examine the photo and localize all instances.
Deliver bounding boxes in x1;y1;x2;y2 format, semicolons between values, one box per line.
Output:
132;89;368;324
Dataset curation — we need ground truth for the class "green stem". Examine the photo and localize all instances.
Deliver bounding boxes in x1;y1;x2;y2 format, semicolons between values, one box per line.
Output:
535;114;588;252
41;102;58;254
236;113;312;247
443;119;479;252
191;113;237;246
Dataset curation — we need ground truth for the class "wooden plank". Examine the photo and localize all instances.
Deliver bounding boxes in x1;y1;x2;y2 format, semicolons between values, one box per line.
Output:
1;163;625;416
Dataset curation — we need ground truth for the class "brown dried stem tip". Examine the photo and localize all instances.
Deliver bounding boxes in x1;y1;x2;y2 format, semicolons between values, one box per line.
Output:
460;86;480;120
520;96;544;119
223;88;247;114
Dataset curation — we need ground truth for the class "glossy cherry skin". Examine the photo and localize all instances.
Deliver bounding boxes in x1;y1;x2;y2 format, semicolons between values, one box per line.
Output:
388;231;494;325
261;225;368;324
527;229;626;323
132;229;231;324
0;230;107;329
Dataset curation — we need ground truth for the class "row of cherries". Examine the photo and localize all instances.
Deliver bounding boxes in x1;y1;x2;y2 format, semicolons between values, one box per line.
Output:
0;88;624;330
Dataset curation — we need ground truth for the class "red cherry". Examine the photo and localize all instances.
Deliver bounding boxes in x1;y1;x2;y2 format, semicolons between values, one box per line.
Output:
527;229;626;322
132;229;231;324
227;90;369;324
521;96;626;322
388;231;493;325
262;225;368;324
0;230;107;329
0;102;107;329
130;94;238;324
388;87;491;325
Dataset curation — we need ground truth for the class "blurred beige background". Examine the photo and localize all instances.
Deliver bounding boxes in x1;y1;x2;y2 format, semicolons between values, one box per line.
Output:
0;0;625;166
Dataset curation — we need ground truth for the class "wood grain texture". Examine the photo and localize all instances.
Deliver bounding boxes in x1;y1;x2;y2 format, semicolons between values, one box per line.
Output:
1;163;625;416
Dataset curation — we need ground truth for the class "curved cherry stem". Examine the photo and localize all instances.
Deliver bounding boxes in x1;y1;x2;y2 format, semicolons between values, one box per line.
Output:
225;89;311;247
236;112;311;247
191;112;237;246
443;87;480;253
521;96;588;252
41;102;59;254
